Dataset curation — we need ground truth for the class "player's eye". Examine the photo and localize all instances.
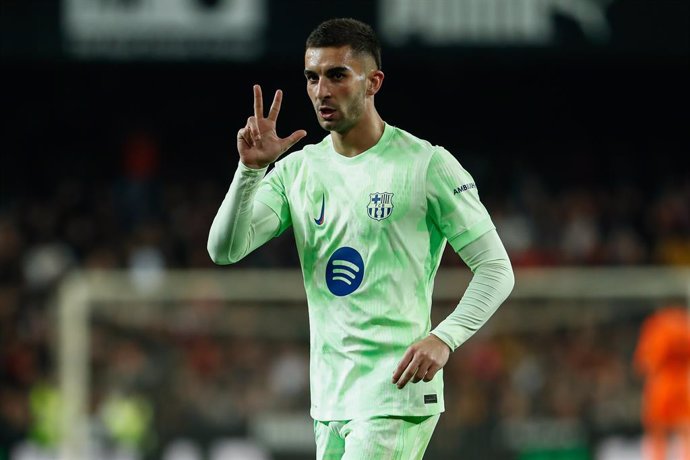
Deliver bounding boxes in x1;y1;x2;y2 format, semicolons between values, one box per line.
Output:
305;73;319;83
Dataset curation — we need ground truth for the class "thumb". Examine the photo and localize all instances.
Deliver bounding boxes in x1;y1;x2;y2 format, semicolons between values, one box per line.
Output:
281;129;307;152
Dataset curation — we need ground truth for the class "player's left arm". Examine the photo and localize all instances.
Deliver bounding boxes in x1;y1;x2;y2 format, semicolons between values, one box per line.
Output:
392;147;514;389
431;228;514;349
392;229;514;388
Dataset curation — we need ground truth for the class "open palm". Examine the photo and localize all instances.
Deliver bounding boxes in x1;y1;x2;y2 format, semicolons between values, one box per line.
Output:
237;84;307;169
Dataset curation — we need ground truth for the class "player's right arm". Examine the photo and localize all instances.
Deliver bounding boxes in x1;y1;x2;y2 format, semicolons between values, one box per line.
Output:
207;85;306;265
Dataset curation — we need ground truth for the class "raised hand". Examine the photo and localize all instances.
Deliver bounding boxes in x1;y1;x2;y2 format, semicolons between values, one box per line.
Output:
237;84;307;169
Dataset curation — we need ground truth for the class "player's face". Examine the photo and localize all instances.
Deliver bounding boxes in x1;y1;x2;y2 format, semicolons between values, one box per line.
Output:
304;46;373;134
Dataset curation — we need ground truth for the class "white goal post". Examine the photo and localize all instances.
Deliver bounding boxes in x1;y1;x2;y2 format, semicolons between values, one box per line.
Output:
56;267;690;460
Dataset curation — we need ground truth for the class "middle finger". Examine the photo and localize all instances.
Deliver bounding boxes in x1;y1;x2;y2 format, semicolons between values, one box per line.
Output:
253;84;264;119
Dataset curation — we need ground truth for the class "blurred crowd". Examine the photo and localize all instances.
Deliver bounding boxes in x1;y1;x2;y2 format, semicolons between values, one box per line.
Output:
1;129;689;459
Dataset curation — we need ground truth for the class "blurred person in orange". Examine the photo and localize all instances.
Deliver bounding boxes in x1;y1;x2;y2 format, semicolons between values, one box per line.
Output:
634;305;690;460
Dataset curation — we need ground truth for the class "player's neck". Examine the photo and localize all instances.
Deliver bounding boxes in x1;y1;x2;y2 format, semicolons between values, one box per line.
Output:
331;110;385;158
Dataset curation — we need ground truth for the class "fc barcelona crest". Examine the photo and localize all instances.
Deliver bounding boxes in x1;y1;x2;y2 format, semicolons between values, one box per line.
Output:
367;192;394;221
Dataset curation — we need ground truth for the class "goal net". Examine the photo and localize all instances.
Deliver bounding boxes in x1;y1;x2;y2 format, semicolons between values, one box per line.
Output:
54;267;690;460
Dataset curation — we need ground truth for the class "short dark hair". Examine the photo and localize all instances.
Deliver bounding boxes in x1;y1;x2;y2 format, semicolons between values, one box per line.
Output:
306;18;382;70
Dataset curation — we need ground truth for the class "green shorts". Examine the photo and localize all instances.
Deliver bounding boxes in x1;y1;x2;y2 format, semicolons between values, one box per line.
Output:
314;414;440;460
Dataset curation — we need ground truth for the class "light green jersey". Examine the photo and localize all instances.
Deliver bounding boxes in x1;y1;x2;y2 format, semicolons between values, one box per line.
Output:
255;123;495;420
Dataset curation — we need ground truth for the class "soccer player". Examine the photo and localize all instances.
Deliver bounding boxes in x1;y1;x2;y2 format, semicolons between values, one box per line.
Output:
208;18;515;459
634;305;690;460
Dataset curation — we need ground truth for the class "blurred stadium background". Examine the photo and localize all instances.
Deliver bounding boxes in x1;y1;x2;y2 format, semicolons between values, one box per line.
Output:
1;1;689;459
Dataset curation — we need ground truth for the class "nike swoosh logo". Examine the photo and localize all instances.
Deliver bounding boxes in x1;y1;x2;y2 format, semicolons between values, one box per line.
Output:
314;195;325;225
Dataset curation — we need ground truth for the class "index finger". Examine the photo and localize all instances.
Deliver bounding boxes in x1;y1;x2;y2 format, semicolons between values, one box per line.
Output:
267;89;283;122
253;84;264;119
392;348;414;383
396;359;421;389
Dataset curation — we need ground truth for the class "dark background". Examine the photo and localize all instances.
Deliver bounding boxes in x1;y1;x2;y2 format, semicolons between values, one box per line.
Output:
1;1;689;459
2;0;688;200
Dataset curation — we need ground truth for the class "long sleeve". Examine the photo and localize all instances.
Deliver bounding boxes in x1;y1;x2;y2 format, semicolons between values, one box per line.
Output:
431;229;514;351
207;162;282;265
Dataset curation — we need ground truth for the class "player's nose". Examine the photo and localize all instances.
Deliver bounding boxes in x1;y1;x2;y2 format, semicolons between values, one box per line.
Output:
315;79;332;99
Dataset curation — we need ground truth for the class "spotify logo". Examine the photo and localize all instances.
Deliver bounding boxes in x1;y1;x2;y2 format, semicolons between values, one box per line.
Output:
325;247;364;296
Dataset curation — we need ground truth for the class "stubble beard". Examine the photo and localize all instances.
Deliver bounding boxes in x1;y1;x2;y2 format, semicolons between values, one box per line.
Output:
318;91;366;134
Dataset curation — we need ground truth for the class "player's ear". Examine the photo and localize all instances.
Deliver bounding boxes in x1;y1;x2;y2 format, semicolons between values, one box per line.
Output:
366;69;384;96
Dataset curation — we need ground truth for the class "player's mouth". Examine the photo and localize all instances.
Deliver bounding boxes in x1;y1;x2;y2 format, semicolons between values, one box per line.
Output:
318;107;337;120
